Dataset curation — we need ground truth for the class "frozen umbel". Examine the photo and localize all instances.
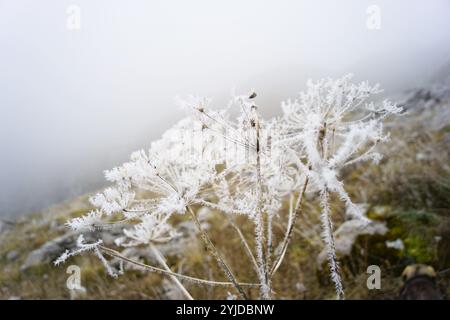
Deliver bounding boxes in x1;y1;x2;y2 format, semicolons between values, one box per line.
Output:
55;74;402;300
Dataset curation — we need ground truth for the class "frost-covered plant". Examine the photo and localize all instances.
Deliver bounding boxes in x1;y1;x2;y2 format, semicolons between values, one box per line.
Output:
56;74;401;300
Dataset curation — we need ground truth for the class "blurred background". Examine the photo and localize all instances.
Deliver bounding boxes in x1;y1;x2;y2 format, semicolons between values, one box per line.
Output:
0;0;449;218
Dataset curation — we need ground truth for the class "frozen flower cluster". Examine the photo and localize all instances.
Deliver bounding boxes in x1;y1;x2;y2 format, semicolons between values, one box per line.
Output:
56;75;401;300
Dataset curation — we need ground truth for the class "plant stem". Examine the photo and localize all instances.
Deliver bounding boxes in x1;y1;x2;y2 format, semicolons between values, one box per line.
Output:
251;105;271;299
98;245;260;288
270;177;309;276
150;245;194;300
186;205;249;300
319;190;345;300
228;216;259;274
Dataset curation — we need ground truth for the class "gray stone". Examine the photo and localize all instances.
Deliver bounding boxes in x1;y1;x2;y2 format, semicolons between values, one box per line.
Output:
21;233;77;271
19;215;201;272
318;219;388;267
6;250;19;261
0;219;14;235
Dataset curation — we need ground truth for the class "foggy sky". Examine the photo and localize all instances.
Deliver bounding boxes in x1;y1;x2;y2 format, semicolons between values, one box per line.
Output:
0;0;449;217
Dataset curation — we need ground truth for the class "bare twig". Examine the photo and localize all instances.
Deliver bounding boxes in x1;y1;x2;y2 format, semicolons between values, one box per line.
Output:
98;245;259;288
228;216;259;274
270;177;309;277
150;245;194;300
186;205;249;300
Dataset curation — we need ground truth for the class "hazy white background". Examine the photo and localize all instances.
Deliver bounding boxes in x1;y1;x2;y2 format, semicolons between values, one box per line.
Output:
0;0;449;217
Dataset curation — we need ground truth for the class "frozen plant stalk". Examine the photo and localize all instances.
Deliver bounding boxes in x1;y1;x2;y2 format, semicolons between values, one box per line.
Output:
55;75;401;300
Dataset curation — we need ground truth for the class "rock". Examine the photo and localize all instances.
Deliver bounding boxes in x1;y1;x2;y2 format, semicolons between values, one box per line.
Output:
368;205;392;220
19;213;202;273
385;238;405;251
99;228;124;245
156;220;202;257
318;219;388;266
21;233;77;271
398;77;450;131
0;219;14;235
20;225;128;272
116;219;201;268
117;247;155;268
6;250;19;261
346;203;369;217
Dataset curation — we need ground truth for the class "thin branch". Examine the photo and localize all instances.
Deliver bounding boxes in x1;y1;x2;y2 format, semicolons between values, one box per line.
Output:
266;213;273;278
270;177;309;277
98;245;259;288
227;216;259;274
196;199;244;215
150;245;194;300
342;141;379;167
186;205;249;300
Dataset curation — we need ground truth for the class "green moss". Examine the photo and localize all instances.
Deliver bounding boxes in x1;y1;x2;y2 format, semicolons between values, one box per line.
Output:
403;235;435;263
367;205;392;220
440;124;450;133
387;210;440;264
